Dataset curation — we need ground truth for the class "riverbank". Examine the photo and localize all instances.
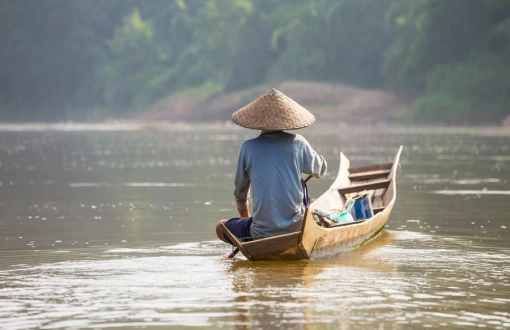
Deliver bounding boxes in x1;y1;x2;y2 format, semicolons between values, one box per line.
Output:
132;81;413;124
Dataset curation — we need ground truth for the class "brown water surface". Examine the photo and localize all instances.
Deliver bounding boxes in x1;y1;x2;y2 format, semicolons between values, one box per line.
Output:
0;123;509;329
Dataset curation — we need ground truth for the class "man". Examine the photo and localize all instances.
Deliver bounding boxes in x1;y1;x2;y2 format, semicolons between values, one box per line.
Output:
216;88;327;245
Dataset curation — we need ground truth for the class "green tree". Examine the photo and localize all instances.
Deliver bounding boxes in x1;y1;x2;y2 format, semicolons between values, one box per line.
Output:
268;0;392;88
384;0;510;120
1;0;510;123
0;0;130;120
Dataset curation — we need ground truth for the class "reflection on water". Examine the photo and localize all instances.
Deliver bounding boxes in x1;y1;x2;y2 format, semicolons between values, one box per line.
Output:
0;124;509;329
0;232;509;329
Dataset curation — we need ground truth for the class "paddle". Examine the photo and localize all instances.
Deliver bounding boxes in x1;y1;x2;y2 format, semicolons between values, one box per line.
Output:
225;174;315;259
226;248;239;259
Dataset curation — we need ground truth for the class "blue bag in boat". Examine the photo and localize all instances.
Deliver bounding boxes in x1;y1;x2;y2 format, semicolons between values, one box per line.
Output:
352;194;373;220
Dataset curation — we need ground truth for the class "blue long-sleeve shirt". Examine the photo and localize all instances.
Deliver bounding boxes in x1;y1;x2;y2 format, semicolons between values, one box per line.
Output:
234;131;327;239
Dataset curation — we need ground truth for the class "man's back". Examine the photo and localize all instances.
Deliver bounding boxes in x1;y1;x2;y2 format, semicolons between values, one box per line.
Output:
234;132;327;239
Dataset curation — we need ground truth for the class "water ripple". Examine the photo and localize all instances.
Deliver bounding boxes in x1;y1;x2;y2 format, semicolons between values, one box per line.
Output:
1;233;508;329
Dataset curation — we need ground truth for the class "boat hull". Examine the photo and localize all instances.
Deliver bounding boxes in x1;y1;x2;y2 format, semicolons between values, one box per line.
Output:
303;204;393;260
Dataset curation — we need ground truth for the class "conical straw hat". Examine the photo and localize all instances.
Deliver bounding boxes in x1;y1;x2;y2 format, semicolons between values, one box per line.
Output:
231;88;315;130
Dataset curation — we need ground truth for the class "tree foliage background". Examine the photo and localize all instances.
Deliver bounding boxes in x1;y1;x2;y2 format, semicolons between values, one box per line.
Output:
1;0;509;122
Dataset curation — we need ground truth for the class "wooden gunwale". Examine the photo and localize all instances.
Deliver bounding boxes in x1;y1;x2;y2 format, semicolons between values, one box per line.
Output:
222;146;403;261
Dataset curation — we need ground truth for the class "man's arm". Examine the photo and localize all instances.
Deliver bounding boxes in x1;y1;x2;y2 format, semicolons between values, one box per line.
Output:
302;139;327;178
237;201;250;218
234;143;251;217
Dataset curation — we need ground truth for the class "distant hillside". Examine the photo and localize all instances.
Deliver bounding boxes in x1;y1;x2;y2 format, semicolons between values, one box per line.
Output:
133;81;412;124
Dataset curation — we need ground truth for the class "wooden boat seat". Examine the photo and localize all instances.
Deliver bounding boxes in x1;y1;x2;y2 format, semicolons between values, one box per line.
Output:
338;179;390;195
348;162;392;174
348;169;390;181
373;206;385;214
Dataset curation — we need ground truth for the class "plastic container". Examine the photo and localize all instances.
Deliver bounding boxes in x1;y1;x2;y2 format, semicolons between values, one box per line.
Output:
329;199;355;224
351;194;373;220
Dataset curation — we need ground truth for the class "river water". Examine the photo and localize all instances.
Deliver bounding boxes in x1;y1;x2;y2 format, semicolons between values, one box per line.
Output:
0;123;509;329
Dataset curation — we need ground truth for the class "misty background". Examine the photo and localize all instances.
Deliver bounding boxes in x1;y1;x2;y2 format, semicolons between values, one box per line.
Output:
1;0;510;124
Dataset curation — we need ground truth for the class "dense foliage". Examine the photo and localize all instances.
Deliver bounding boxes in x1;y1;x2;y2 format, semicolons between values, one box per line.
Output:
1;0;509;122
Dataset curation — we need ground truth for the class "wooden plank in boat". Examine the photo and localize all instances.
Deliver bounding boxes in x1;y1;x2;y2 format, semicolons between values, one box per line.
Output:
242;232;301;258
348;169;390;181
373;207;385;214
349;162;392;174
338;179;391;195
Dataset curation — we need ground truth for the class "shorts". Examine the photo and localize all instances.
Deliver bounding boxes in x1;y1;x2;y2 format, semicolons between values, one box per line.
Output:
223;217;253;245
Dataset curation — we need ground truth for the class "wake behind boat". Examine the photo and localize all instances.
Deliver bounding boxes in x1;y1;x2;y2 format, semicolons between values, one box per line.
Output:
222;146;403;261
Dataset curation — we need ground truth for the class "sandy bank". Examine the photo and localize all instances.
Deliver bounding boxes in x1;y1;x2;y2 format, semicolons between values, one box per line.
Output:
133;81;412;124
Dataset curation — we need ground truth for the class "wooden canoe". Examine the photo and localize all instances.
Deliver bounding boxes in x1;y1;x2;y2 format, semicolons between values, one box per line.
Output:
221;145;403;261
